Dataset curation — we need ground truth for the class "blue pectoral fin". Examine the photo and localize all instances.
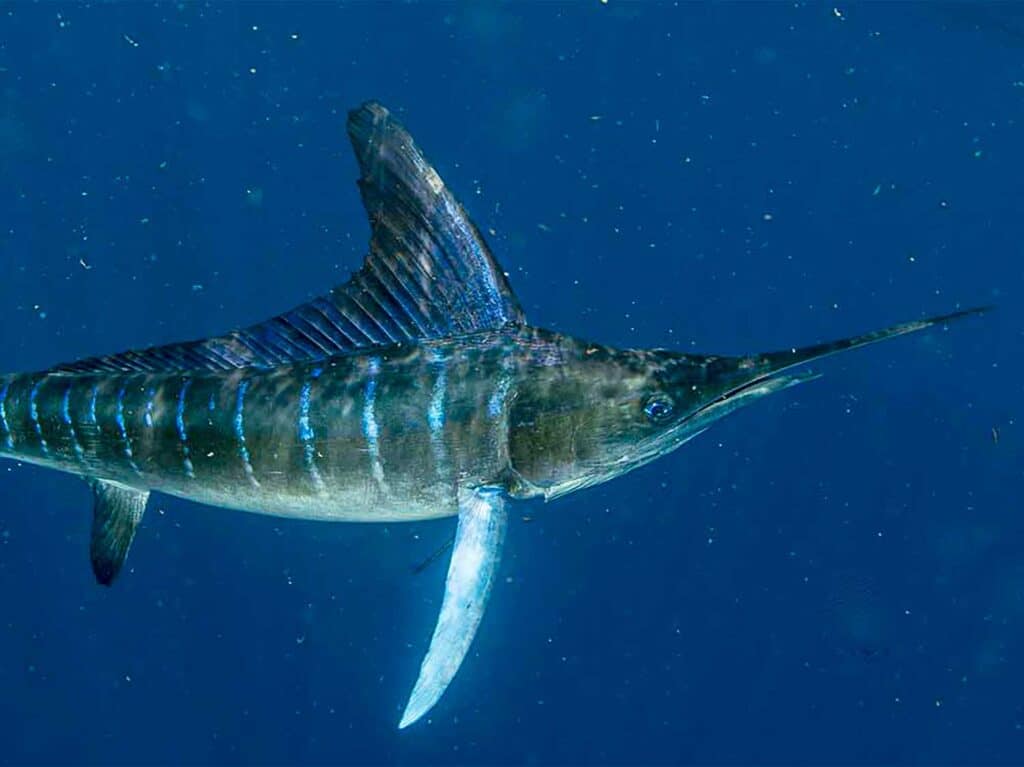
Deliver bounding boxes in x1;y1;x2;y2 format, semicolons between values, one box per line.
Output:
398;489;508;729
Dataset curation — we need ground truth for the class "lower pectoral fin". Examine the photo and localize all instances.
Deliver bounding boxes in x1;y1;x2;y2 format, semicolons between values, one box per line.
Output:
398;488;508;729
89;479;149;586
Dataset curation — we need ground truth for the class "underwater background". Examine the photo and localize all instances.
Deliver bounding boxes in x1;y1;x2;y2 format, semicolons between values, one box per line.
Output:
0;2;1021;764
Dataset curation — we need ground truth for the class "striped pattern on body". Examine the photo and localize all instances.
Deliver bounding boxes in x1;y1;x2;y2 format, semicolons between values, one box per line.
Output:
0;333;531;520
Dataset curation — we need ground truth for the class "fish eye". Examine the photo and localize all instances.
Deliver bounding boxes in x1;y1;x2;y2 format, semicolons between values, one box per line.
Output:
643;395;675;424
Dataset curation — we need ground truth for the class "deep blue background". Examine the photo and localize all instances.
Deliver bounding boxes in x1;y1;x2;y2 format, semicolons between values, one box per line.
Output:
0;2;1021;764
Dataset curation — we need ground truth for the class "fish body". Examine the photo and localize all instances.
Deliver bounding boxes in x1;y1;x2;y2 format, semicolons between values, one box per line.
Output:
0;101;986;729
0;332;523;522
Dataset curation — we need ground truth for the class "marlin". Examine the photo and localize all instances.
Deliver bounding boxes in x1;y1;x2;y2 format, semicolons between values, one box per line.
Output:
0;102;985;728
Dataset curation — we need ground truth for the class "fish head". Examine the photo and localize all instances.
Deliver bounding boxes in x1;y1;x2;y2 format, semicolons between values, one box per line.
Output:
507;342;811;500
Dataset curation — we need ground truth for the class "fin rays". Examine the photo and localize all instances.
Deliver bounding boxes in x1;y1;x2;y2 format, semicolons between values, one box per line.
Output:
51;102;523;376
88;479;149;586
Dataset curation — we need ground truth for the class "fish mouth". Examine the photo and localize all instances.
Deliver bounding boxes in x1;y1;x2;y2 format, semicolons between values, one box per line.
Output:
679;369;822;428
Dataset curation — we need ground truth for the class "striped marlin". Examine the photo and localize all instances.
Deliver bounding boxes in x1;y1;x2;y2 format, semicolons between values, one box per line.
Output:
0;102;986;729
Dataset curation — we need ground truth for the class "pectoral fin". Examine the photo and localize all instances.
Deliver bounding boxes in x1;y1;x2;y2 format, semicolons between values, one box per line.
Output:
398;488;507;729
89;479;149;586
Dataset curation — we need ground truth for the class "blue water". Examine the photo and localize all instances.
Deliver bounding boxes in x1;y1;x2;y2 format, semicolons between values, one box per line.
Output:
0;3;1021;764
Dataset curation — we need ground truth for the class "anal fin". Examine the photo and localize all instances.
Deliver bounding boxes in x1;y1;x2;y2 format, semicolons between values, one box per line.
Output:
89;479;149;586
399;488;507;729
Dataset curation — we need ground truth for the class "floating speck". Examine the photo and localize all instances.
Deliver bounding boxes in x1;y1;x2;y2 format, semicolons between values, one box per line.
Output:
245;187;264;206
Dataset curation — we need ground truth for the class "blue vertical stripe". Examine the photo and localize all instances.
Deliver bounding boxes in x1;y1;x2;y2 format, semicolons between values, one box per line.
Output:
143;387;156;428
115;382;140;474
298;366;326;494
0;379;12;450
86;384;99;425
62;382;85;463
488;353;516;420
488;375;513;419
176;379;195;479
362;356;385;487
234;379;260;488
29;379;48;456
427;351;447;434
59;385;72;426
428;350;448;477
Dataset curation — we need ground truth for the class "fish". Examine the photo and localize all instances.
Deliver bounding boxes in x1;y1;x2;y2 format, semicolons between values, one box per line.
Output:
0;101;987;729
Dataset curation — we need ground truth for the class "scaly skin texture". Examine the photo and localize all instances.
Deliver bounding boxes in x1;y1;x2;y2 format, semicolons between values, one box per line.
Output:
0;322;701;518
0;309;983;522
0;330;524;521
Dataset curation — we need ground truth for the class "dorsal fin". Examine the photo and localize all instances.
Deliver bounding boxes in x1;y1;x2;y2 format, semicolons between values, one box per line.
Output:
54;101;524;375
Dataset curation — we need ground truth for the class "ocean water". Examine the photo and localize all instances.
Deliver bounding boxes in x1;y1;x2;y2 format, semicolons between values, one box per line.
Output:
0;2;1021;764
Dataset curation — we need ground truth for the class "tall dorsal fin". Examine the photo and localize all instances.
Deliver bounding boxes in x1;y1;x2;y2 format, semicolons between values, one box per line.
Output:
54;102;524;375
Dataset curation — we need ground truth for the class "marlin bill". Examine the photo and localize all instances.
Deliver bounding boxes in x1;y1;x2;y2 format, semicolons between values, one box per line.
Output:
0;101;987;729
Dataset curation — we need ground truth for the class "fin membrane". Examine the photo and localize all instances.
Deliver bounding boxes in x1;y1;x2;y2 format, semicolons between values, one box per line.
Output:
89;479;149;586
399;488;508;729
55;101;524;375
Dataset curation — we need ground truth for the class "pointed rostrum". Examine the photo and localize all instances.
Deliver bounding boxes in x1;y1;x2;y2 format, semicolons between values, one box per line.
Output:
399;489;508;729
52;101;524;376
